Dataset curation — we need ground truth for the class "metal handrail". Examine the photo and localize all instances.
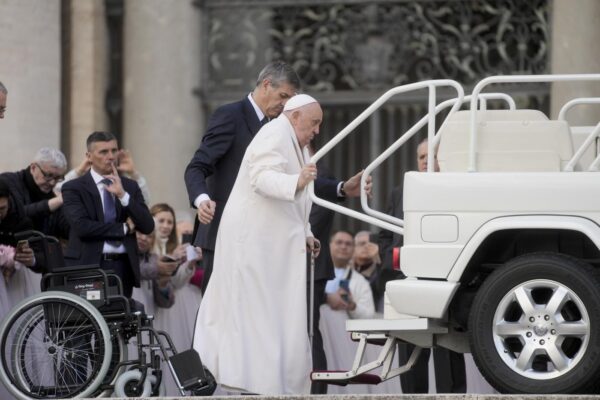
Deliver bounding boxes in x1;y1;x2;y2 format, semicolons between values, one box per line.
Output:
564;121;600;172
362;92;516;227
468;74;600;172
558;97;600;121
558;97;600;172
309;80;464;234
308;83;520;233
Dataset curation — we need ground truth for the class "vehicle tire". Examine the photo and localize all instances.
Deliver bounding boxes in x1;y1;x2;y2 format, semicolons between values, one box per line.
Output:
0;291;112;400
113;369;155;397
469;252;600;394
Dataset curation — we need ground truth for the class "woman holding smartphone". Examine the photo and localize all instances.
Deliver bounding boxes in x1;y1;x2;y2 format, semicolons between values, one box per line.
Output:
150;203;203;395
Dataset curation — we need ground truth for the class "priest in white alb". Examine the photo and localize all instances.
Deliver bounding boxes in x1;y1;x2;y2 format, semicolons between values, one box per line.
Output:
192;94;323;395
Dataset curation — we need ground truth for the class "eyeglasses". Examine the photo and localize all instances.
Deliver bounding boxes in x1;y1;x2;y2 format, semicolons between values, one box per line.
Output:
333;240;354;247
34;163;64;183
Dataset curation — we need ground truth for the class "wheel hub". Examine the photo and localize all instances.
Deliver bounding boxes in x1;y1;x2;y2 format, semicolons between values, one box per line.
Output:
533;324;548;337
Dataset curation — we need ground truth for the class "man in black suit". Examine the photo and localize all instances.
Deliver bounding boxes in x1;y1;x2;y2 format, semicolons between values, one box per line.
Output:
185;61;303;294
379;138;466;393
62;132;154;298
184;61;364;295
1;147;70;240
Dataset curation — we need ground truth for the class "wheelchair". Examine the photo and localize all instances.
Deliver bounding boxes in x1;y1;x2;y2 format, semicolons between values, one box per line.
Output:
0;231;216;399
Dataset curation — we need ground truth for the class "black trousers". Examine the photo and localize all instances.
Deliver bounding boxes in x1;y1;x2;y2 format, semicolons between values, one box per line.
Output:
200;249;214;295
307;279;328;394
100;257;134;298
397;343;466;393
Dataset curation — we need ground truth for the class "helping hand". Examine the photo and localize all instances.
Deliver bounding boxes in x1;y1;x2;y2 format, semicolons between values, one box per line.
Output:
198;200;216;224
342;170;372;198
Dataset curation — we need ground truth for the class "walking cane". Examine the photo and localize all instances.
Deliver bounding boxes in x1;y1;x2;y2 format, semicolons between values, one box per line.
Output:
309;246;316;349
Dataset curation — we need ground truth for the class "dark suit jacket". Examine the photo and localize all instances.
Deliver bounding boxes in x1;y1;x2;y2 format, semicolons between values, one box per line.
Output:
185;96;340;251
308;162;340;284
61;172;154;286
0;168;70;239
378;186;404;270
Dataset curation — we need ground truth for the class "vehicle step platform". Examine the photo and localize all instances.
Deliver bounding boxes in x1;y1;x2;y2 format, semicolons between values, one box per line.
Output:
311;371;382;386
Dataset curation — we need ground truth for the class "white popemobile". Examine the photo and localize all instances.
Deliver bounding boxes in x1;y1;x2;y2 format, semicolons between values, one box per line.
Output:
310;74;600;394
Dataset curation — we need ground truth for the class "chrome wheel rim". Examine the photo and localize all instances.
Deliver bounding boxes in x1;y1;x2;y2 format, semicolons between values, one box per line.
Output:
492;279;590;380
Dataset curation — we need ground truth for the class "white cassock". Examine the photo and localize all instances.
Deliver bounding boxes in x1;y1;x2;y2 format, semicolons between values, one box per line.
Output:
193;113;313;395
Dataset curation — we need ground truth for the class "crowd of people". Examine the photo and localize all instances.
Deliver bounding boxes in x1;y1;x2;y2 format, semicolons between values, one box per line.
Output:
0;61;473;397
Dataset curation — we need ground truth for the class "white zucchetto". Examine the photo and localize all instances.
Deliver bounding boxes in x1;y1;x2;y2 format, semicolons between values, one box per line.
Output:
283;94;318;111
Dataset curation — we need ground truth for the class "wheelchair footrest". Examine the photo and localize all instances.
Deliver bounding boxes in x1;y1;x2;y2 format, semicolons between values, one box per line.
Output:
311;370;382;386
169;349;216;395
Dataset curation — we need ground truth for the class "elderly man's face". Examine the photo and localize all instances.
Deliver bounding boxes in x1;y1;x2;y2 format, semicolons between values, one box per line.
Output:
292;103;323;148
30;162;65;193
417;140;440;172
0;92;6;119
262;80;296;119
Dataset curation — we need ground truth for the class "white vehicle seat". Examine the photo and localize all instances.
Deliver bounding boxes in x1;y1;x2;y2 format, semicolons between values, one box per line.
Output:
438;110;575;172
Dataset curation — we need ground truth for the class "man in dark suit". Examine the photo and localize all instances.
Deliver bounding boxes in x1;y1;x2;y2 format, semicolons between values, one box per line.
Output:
379;138;466;393
1;147;70;240
185;61;365;295
184;61;300;294
62;131;154;298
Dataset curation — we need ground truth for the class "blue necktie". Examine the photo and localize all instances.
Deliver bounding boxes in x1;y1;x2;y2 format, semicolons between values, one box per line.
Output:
100;178;116;223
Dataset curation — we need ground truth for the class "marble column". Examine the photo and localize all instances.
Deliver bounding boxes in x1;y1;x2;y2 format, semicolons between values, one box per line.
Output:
123;0;203;212
66;0;109;166
550;0;600;124
0;0;61;170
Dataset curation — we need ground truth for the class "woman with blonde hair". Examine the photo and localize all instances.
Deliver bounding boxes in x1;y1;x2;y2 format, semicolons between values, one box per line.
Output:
149;203;203;395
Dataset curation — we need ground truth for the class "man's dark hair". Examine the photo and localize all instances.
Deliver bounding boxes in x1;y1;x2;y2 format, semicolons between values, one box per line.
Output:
0;178;10;199
256;61;301;91
0;81;7;95
86;131;117;151
330;230;353;244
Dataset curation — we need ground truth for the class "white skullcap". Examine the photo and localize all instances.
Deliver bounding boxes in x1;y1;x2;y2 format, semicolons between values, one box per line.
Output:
283;94;318;111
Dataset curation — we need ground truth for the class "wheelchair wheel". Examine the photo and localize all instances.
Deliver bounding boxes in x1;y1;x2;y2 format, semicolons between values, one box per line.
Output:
0;291;112;399
96;331;128;397
114;369;156;397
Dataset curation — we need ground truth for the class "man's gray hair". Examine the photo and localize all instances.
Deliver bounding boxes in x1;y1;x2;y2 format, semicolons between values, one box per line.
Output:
0;81;7;94
33;147;67;170
256;61;301;91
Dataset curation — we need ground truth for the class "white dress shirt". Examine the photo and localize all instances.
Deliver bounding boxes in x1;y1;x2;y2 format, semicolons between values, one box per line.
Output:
90;168;129;254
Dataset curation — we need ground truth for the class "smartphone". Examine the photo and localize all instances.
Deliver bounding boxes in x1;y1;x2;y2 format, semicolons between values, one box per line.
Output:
181;233;193;244
16;240;28;252
339;279;350;302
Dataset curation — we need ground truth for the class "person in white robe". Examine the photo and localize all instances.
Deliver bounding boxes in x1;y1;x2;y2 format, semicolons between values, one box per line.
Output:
193;94;323;395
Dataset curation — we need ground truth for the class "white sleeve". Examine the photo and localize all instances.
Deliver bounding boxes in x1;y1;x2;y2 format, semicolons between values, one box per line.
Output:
247;130;298;202
170;260;195;289
348;273;375;319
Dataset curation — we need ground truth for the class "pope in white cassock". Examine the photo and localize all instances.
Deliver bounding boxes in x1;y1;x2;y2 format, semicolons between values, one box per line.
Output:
193;94;323;395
